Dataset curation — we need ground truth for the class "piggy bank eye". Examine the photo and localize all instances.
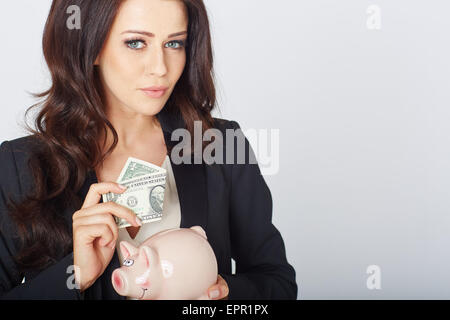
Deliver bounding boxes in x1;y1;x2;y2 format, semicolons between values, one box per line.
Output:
123;258;134;267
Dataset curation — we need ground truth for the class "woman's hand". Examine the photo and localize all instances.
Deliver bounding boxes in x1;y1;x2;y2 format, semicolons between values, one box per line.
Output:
208;274;229;300
72;182;142;292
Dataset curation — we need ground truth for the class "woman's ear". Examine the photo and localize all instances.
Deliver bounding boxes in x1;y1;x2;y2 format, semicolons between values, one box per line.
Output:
94;55;100;66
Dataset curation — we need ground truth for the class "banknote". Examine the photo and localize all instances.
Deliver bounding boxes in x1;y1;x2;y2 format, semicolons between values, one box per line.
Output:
116;157;166;183
102;157;167;228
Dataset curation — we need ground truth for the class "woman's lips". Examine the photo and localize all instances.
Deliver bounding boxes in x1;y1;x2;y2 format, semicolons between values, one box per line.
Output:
140;88;167;98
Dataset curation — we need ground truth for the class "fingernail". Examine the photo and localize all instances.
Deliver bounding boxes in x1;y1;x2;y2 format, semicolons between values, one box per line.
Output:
118;184;127;190
135;217;143;226
209;289;219;299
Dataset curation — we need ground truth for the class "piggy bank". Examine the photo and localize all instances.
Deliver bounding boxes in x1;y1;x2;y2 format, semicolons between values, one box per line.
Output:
111;226;218;300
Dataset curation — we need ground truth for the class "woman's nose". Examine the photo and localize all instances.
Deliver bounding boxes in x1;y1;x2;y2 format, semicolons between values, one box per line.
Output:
145;48;167;77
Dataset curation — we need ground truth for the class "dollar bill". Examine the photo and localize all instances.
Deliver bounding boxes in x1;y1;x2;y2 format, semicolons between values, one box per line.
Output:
116;157;166;183
102;157;167;228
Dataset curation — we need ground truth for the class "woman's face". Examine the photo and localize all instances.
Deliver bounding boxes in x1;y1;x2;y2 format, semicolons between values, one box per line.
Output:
95;0;188;117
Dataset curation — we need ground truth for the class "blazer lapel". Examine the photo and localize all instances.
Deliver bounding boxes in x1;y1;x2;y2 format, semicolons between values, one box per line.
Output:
156;108;209;231
169;157;208;229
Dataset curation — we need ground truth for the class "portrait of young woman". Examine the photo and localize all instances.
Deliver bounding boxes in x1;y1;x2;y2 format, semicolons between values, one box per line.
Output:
0;0;297;299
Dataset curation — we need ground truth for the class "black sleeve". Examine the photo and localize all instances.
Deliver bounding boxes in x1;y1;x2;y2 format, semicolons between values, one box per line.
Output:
0;140;82;299
220;121;298;300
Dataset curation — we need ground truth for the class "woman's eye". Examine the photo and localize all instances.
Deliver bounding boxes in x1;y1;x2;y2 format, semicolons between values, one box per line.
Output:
165;40;185;49
125;39;185;51
125;39;146;50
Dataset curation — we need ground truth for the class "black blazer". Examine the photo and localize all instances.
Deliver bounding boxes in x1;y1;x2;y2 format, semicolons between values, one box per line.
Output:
0;111;297;300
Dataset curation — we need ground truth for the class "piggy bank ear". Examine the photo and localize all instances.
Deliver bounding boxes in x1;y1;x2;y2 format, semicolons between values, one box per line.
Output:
119;241;138;259
138;246;157;269
190;226;207;239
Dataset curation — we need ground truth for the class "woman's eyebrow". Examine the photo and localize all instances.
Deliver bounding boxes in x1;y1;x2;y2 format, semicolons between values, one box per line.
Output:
121;30;188;38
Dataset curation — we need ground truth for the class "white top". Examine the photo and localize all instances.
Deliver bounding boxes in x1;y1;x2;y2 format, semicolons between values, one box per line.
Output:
114;155;181;299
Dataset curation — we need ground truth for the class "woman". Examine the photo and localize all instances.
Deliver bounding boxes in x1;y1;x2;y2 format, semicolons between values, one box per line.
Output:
0;0;297;299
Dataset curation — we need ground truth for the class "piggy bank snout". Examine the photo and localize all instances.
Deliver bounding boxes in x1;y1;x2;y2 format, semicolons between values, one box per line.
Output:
112;269;128;296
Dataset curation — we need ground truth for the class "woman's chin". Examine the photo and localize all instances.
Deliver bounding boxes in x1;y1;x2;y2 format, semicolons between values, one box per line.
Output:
129;103;166;117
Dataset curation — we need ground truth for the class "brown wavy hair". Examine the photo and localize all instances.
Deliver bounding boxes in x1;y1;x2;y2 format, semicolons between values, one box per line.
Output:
7;0;217;275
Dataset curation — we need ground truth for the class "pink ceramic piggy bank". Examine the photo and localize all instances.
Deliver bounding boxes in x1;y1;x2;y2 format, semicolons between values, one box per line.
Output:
111;226;218;300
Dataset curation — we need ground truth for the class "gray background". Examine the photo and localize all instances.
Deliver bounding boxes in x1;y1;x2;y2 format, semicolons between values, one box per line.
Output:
1;0;449;299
